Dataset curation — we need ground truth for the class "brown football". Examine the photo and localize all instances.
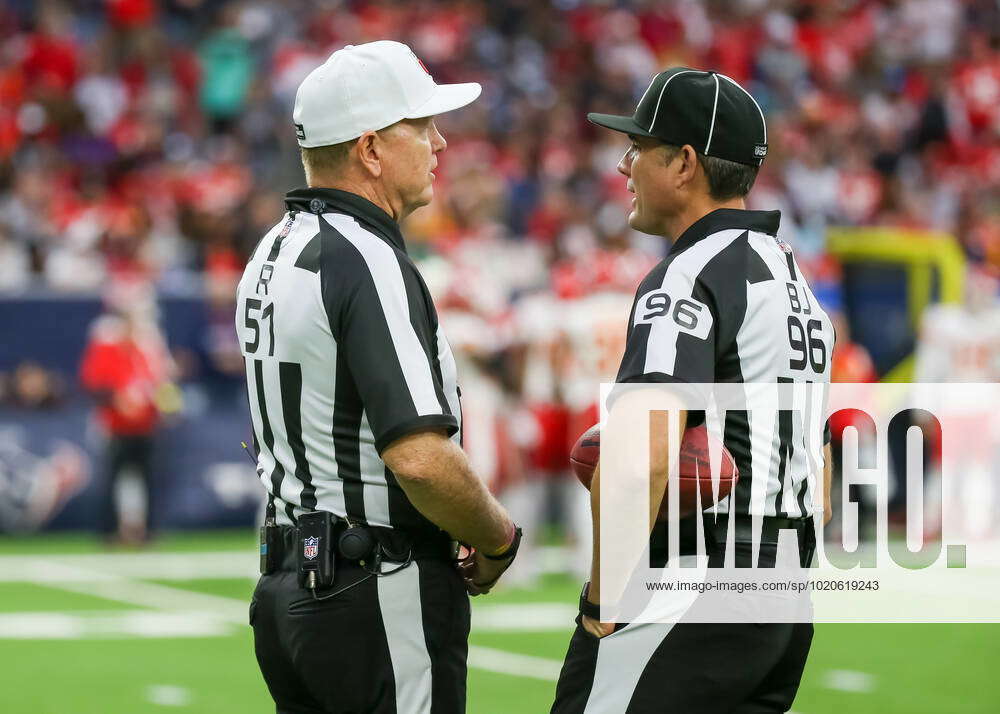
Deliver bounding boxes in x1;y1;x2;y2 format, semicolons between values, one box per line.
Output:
570;423;738;519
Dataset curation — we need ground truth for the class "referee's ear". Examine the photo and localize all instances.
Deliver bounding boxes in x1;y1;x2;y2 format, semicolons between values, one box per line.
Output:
672;144;701;192
355;130;383;178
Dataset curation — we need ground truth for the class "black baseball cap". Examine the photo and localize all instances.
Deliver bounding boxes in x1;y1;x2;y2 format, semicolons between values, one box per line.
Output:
588;67;768;166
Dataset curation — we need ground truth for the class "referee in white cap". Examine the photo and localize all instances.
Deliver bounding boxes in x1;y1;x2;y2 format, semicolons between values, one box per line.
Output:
237;41;520;714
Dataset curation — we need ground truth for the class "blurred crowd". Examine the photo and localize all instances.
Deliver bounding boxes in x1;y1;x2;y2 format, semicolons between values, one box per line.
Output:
0;0;997;296
1;0;998;544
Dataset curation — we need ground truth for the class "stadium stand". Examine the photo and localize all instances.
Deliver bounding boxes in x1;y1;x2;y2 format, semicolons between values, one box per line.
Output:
0;0;997;536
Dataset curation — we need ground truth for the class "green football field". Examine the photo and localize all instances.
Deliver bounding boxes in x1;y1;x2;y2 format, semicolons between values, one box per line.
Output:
0;530;997;713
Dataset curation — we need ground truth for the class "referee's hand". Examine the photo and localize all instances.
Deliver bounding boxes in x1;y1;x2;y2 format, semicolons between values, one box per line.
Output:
581;615;615;639
457;549;512;596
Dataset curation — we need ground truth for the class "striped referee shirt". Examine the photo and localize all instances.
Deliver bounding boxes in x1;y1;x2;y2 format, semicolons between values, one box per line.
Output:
616;208;834;518
236;187;461;531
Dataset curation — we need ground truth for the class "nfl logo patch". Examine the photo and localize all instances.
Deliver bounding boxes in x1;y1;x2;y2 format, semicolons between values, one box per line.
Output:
775;237;793;254
303;536;320;561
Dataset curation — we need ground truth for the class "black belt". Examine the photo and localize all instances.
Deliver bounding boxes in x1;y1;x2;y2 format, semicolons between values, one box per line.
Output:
706;514;816;569
269;522;456;572
651;514;816;568
706;514;814;543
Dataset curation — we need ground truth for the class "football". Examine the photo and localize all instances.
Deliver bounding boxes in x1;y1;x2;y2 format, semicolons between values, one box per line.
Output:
570;423;738;518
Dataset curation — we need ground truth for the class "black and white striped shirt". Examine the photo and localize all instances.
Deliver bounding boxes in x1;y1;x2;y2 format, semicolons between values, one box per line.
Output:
236;188;461;531
616;209;834;517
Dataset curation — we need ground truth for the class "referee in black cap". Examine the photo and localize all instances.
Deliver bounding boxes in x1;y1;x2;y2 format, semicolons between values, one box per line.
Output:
237;41;520;714
551;68;834;713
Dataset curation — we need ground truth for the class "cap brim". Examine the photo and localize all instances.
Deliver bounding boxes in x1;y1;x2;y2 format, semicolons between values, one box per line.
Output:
587;112;656;137
407;82;482;119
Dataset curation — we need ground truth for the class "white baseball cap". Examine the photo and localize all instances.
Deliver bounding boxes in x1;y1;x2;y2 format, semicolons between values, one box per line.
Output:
292;40;482;148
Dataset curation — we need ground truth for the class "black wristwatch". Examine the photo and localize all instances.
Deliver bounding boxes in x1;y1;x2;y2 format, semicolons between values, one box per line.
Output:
482;526;522;562
579;582;602;619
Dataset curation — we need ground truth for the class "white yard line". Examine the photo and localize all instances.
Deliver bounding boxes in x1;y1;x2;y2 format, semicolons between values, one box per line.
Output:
146;685;192;707
472;603;578;632
0;611;231;639
821;669;876;693
0;552;256;582
0;551;578;632
47;577;247;620
468;646;563;681
0;602;579;639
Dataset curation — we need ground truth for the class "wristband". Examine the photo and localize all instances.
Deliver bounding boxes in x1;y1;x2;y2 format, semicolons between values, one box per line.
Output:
483;525;522;561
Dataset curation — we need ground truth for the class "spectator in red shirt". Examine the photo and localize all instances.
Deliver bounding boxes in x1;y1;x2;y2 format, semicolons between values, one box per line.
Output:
80;306;171;544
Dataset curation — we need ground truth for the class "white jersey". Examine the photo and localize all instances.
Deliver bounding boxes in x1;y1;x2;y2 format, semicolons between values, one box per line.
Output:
439;307;506;490
916;304;1000;383
560;290;635;411
237;188;461;530
514;291;563;404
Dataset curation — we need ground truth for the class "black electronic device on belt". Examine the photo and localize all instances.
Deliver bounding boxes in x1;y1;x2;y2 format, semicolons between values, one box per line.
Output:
243;440;281;576
338;524;376;563
297;510;336;590
259;495;280;575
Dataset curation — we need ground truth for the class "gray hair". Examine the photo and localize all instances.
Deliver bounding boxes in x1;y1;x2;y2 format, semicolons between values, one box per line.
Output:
300;141;353;183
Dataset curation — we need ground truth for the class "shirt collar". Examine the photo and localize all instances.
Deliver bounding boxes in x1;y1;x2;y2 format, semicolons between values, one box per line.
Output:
669;208;781;255
284;187;406;252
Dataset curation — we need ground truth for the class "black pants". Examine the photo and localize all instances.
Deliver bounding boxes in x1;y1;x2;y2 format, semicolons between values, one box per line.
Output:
97;434;153;536
552;617;812;714
250;529;471;714
552;519;814;714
